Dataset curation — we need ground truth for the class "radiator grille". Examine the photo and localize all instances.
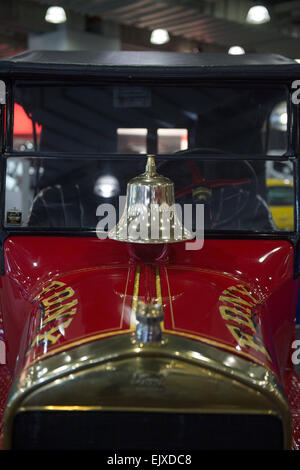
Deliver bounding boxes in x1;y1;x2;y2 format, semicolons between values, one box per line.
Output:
12;410;283;450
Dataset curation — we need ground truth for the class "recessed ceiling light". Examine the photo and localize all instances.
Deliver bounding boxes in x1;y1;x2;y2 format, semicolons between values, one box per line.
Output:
45;6;67;24
246;5;270;24
150;29;170;45
228;46;245;55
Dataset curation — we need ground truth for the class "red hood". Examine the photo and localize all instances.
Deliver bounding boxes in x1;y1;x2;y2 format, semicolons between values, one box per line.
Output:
2;237;297;379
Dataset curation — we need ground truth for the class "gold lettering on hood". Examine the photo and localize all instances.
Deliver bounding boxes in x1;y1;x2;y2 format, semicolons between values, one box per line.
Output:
28;280;78;352
219;284;271;362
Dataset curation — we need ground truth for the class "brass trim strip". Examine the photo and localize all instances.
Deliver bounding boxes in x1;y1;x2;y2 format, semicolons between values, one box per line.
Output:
130;265;141;329
28;330;133;367
120;266;130;328
155;266;165;331
18;405;279;416
28;327;270;372
164;267;175;329
155;266;162;304
160;329;271;370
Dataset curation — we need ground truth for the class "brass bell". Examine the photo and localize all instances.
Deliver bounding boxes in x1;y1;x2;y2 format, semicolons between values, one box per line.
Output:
109;155;193;243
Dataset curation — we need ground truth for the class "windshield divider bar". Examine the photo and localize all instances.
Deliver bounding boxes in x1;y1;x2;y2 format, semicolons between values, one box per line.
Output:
5;228;296;239
5;81;13;154
2;152;294;162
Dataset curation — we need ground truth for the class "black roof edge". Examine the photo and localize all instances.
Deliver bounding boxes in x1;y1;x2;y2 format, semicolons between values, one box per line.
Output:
0;51;299;79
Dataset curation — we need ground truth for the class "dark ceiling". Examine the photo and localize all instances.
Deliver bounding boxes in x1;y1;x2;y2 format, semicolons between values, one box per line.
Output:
0;0;300;58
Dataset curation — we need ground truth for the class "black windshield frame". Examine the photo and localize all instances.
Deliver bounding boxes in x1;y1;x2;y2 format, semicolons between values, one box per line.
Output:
0;76;299;243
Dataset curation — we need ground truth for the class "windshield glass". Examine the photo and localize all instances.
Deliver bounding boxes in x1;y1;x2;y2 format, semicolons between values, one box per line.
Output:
4;156;294;232
13;83;288;156
7;82;294;233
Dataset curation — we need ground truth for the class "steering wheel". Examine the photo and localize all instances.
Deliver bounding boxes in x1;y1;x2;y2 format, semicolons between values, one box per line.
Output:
157;148;260;229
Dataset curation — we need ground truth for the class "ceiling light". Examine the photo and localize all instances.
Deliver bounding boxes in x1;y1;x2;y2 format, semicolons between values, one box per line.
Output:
150;29;170;45
295;59;300;63
246;5;270;24
228;46;245;55
45;6;67;24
